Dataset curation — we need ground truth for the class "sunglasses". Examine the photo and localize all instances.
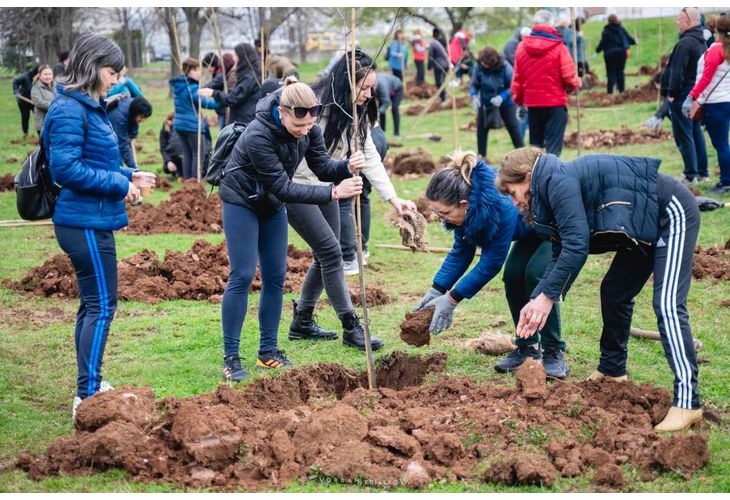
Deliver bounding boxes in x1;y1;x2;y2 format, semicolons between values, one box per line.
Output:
281;104;322;119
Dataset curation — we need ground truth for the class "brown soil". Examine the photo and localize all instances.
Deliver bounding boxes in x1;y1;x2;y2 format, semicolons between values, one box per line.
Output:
404;80;439;100
348;284;391;307
564;125;672;150
593;464;625;488
415;196;439;222
720;300;730;308
0;173;14;192
580;70;603;90
515;358;548;399
4;241;312;304
405;96;470;116
399;308;433;347
390;209;427;251
692;245;730;281
15;351;709;491
126;181;222;235
459;121;477;132
573;78;658;108
384;148;438;176
466;332;515;356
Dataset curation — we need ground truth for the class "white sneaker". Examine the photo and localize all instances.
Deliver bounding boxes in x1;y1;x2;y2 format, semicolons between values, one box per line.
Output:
98;380;114;392
72;396;82;421
362;251;370;266
343;260;359;276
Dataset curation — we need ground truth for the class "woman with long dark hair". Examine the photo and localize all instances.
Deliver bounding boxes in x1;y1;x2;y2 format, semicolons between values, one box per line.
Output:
285;50;416;351
44;34;156;419
218;78;364;380
497;147;702;432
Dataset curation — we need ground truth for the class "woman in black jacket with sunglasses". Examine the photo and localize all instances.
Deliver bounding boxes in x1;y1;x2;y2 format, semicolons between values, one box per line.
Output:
217;77;364;381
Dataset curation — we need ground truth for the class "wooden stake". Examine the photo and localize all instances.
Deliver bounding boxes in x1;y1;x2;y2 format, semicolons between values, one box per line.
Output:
0;219;54;228
197;92;202;183
260;26;266;84
350;7;376;391
571;7;582;157
445;32;457;150
210;8;230;124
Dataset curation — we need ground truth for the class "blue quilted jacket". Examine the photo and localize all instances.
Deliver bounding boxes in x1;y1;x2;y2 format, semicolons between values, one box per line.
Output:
43;86;136;231
169;75;219;133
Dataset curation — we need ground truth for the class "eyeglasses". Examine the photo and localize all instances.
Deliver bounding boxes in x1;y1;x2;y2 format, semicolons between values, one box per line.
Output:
431;206;455;221
281;104;322;119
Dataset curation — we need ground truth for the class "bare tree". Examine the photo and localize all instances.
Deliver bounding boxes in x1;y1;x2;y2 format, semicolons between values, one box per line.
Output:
181;7;213;60
0;8;80;69
116;8;135;74
157;7;181;77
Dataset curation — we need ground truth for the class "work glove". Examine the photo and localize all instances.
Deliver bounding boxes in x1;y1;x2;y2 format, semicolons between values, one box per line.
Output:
643;115;662;129
695;196;724;212
682;95;694;118
413;287;443;312
471;96;480;111
517;106;528;121
426;293;458;334
490;95;503;107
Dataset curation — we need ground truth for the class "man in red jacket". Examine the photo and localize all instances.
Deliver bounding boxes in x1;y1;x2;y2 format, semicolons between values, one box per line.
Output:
512;10;581;156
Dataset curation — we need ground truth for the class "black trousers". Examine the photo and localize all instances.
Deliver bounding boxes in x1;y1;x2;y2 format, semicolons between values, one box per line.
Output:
605;52;627;94
576;61;590;78
476;104;524;158
528;106;568;156
392;68;403;80
17;100;33;135
414;60;425;85
597;180;700;409
433;66;447;102
379;87;403;137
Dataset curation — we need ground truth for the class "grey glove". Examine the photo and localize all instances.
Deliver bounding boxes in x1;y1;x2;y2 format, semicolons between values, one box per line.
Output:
413;287;444;312
695;196;724;212
643;115;662;129
682;96;694;118
490;95;503;107
426;293;458;334
517;106;528;121
471;96;480;111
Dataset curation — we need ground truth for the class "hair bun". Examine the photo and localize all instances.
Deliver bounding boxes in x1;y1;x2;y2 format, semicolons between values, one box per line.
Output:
283;75;299;86
446;150;477;186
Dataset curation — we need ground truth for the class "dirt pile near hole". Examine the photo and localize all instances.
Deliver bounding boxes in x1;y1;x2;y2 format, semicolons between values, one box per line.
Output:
0;173;14;192
4;242;312;303
348;284;391;307
389;209;427;251
400;308;433;347
384;148;438;177
405;96;470;116
126;181;222;235
692;245;730;281
575;79;658;107
404;81;439;100
16;352;709;491
564;126;672;150
415;196;439;222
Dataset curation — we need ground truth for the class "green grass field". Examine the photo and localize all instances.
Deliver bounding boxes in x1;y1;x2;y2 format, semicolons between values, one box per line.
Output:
0;15;729;492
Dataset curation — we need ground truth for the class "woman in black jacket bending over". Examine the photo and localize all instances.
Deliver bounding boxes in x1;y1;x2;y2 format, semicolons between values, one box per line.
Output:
218;78;364;381
497;147;702;432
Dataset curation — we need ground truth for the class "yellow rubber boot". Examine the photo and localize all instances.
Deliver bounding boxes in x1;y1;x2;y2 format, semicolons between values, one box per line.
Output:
654;406;703;432
587;370;628;382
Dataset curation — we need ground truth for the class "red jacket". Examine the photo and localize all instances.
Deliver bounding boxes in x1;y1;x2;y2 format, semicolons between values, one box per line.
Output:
512;25;581;107
411;38;427;62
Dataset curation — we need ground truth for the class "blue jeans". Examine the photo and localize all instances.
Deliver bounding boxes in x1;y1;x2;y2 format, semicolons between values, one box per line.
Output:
670;96;708;180
221;202;288;357
702;101;730;186
339;176;372;262
55;225;118;399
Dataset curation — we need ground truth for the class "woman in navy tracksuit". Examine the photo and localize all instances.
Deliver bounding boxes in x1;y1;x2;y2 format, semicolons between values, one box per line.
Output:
497;147;702;432
43;34;156;418
413;151;568;378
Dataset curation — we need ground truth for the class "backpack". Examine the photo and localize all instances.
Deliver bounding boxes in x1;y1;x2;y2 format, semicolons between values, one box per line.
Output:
15;109;87;220
205;121;247;186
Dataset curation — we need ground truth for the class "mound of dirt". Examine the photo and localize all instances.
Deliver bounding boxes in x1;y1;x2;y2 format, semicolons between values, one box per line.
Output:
575;79;658;107
384;148;438;176
126;181;222;235
0;173;14;192
400;308;433;347
17;351;708;491
349;284;391;307
4;241;312;303
390;209;427;251
693;245;730;281
564;126;672;150
404;81;439;100
405;96;470;116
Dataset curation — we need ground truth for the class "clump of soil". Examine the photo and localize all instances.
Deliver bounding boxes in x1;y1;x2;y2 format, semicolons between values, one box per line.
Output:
415;196;439;222
390;209;427;250
16;351;708;491
405;96;470;116
126;181;222;235
384;148;438;177
4;241;312;303
564;125;672;150
575;78;658;107
720;300;730;308
404;81;439;100
466;332;515;356
515;358;548;399
349;284;391;307
460;121;477;132
692;245;730;281
400;308;433;347
0;173;14;192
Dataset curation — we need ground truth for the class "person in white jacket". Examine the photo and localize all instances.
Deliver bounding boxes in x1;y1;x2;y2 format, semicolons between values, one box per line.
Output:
286;50;416;351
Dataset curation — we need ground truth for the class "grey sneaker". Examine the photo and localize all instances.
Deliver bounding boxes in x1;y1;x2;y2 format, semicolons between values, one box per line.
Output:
362;251;370;266
543;348;570;379
343;259;359;276
99;380;114;392
709;183;730;194
494;345;542;373
679;176;698;186
223;355;249;382
697;176;711;183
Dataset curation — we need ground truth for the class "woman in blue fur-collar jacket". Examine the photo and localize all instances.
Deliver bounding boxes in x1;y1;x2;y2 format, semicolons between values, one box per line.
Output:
412;151;568;378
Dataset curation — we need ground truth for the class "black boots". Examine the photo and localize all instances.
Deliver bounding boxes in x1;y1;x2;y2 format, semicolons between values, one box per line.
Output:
288;301;338;341
341;311;384;351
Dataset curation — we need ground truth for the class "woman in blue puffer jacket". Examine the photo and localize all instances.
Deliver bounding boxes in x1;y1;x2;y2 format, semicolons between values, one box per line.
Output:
44;34;157;420
413;151;568;379
169;57;219;179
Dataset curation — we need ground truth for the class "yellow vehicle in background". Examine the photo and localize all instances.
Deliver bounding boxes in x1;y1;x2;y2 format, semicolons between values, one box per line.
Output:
305;32;348;52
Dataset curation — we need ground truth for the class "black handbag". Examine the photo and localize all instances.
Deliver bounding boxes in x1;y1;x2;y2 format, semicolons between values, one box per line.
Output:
483;105;503;129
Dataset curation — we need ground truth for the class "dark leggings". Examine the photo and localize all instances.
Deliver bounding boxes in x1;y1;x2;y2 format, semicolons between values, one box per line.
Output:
177;130;200;180
18;100;33;135
339;176;372;262
221;202;288;357
415;60;425;85
392;68;403;80
55;225;118;399
379;87;403;137
287;199;355;316
605;52;627;94
433;66;447;102
503;233;564;351
476;104;524;158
